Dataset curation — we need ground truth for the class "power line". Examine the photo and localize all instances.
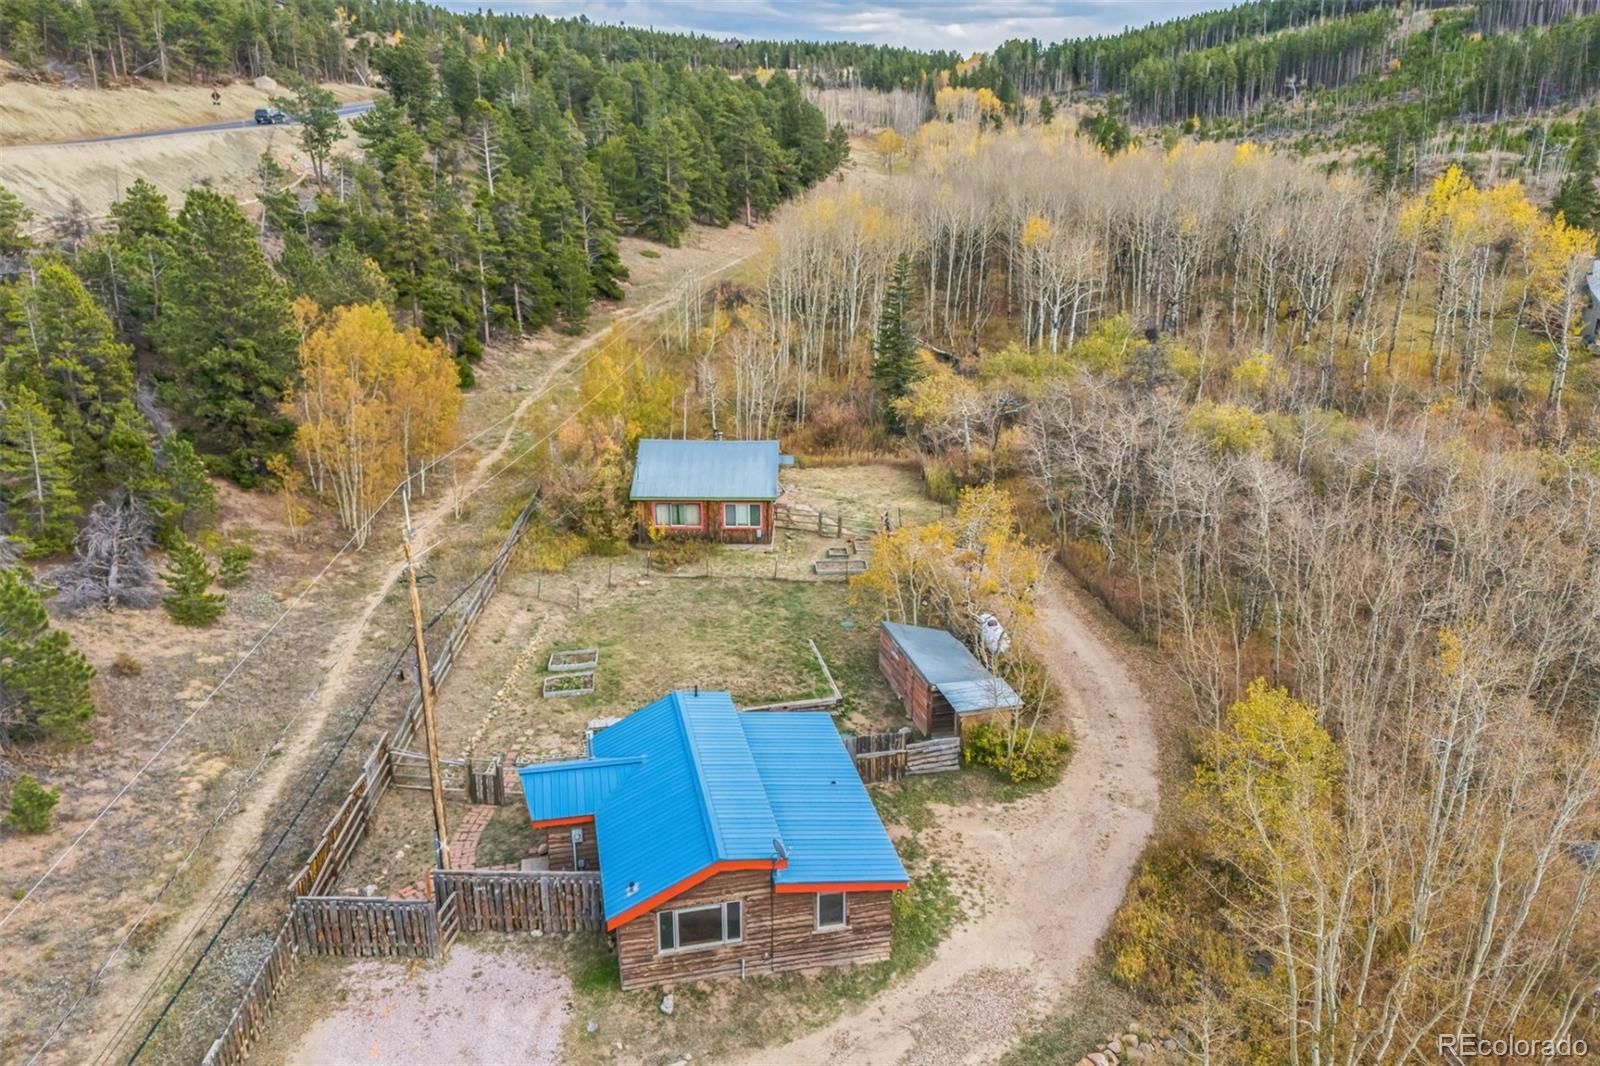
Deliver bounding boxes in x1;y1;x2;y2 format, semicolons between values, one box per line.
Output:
0;264;712;937
19;252;741;1063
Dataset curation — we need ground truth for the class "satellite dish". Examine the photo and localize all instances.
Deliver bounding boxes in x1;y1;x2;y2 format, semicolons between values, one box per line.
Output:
773;838;788;862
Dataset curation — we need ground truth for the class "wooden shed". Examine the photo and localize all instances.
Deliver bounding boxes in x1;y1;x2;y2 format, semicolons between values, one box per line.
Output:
879;621;1023;737
629;438;785;544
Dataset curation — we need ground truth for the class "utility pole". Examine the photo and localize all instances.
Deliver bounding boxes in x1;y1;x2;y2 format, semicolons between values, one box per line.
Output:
401;486;451;872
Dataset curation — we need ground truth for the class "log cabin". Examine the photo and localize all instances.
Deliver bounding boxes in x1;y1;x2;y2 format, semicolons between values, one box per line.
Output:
879;621;1023;737
517;690;908;990
629;438;785;544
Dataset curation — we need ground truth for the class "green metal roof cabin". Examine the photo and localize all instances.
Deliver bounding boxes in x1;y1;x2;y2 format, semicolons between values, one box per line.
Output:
629;439;787;544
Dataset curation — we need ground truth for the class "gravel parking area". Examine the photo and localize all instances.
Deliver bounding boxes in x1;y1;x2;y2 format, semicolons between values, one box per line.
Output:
275;942;570;1065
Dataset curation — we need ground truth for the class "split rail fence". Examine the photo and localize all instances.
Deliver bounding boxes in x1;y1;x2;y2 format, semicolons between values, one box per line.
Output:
202;493;539;1066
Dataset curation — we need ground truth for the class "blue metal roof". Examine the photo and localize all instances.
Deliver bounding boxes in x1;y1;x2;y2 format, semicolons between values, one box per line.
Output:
518;690;905;925
518;756;643;822
741;713;909;888
629;439;782;501
881;621;1023;714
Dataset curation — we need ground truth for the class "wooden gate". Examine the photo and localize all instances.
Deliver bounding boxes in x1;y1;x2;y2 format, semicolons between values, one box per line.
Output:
432;869;603;933
907;736;961;774
290;896;441;958
466;757;504;805
437;889;461;949
844;730;910;783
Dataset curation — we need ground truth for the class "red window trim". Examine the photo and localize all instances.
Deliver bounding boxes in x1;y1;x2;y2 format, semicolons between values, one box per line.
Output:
721;502;765;529
649;501;705;530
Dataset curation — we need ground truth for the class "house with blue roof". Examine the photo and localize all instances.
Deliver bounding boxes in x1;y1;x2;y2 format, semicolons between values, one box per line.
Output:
630;438;786;544
879;621;1024;737
517;690;908;989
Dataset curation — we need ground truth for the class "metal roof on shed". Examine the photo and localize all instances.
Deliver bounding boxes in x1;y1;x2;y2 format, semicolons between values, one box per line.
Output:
629;439;782;501
881;621;1023;714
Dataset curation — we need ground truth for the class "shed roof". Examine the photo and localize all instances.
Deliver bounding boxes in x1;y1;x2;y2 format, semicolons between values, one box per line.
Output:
629;439;782;501
881;621;1023;714
518;690;906;928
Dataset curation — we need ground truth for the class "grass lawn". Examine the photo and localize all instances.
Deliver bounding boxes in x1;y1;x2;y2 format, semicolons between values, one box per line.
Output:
505;572;908;759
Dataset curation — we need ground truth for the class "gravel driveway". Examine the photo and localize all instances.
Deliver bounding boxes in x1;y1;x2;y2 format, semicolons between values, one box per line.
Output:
280;943;570;1065
738;567;1162;1065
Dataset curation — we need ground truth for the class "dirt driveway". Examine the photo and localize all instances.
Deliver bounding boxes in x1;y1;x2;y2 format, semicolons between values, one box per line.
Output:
739;568;1161;1066
272;943;569;1065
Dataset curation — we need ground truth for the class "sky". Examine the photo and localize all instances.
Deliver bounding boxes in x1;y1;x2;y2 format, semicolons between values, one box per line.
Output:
436;1;1226;55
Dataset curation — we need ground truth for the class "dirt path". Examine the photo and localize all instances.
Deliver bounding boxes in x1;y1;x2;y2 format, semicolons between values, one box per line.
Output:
739;568;1161;1066
64;242;756;1063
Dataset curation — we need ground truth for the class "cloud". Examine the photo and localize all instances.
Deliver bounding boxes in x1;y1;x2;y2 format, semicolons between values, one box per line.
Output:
437;0;1222;54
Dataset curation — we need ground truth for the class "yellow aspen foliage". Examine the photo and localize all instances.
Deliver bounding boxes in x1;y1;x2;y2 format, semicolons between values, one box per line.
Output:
284;302;460;544
1185;402;1273;458
873;127;903;169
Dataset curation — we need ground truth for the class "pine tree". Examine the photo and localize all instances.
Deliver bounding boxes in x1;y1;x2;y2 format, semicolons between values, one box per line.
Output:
554;236;593;333
1038;95;1056;125
637;118;696;245
158;189;297;483
0;568;96;745
1;262;136;463
0;385;80;556
4;773;60;833
157;435;218;538
161;535;224;626
1551;110;1600;234
0;185;32;259
872;252;922;432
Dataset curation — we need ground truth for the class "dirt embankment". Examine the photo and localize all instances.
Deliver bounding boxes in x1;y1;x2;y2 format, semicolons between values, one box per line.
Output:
0;78;375;146
0;79;376;218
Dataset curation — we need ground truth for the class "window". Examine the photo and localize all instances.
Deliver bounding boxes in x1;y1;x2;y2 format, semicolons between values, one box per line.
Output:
653;502;702;527
723;503;762;528
816;892;847;930
657;900;742;952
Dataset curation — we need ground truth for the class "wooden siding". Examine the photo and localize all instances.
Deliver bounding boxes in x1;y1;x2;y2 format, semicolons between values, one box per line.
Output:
635;499;775;544
614;869;893;990
545;819;599;871
879;626;958;736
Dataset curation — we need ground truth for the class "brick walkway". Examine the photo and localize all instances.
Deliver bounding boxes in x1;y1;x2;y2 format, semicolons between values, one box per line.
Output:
391;805;498;899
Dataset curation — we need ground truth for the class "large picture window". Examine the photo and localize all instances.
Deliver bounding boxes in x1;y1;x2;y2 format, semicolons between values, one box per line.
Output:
723;503;762;528
816;891;847;930
653;502;702;527
657;900;742;952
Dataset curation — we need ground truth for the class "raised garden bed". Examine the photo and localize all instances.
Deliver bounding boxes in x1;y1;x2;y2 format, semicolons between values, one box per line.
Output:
543;672;595;699
814;558;869;577
547;647;600;673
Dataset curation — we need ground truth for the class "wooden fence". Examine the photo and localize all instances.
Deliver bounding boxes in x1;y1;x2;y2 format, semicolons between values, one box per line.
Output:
287;736;392;898
200;494;540;1066
200;917;297;1066
843;731;961;782
908;736;961;774
433;868;604;934
844;729;909;783
290;896;442;958
389;750;505;805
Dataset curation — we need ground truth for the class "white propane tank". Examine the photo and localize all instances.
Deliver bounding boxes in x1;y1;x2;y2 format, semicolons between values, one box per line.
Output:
978;613;1010;655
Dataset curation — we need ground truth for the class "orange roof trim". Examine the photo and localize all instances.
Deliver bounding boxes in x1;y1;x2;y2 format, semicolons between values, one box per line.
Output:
773;881;909;894
605;858;787;931
529;814;595;829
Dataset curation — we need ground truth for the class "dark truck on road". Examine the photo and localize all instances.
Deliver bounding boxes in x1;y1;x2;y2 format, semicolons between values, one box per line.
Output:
253;107;288;124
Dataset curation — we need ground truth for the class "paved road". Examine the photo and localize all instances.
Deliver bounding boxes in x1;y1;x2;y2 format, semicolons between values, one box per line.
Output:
54;99;377;146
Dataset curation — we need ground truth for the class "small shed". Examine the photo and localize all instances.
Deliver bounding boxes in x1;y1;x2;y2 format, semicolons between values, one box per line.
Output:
630;438;784;543
878;621;1023;737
